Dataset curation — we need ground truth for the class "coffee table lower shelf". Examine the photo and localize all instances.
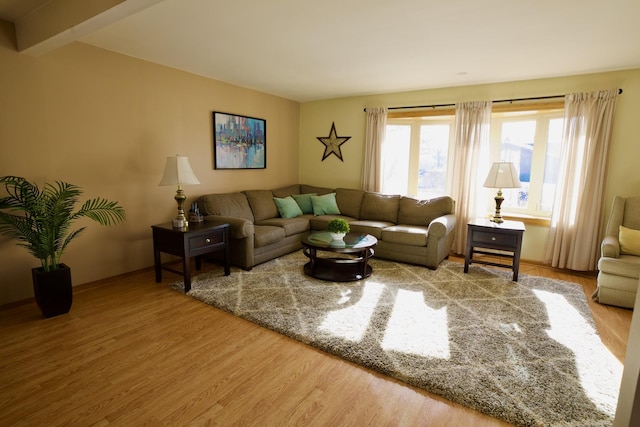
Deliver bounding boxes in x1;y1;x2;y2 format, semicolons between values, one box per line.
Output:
303;248;374;282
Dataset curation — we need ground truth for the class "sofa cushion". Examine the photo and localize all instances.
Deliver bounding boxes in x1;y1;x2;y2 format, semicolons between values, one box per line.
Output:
382;225;429;247
598;254;640;279
398;196;455;226
348;220;393;239
245;190;278;221
257;217;310;236
311;193;341;215
301;184;334;195
336;188;365;219
197;193;254;223
360;193;400;223
292;193;316;214
273;196;303;218
254;225;286;248
619;225;640;256
623;197;640;230
272;184;300;198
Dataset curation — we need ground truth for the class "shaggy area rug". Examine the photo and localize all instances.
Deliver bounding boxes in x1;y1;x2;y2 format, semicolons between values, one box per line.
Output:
170;251;622;426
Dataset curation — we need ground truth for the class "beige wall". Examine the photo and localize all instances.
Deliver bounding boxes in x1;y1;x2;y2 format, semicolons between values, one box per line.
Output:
300;69;640;262
0;20;300;304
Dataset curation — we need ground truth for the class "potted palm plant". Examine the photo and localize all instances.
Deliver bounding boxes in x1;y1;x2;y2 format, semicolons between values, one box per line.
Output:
0;176;126;318
327;218;350;240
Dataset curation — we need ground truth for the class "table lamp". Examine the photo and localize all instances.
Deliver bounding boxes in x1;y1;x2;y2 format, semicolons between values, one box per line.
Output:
483;161;521;223
159;155;200;227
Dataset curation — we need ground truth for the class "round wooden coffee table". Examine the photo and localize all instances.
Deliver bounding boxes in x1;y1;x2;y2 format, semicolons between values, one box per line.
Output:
302;232;377;281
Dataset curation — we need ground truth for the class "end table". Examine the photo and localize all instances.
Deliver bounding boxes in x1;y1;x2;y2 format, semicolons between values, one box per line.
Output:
464;218;525;281
152;221;230;292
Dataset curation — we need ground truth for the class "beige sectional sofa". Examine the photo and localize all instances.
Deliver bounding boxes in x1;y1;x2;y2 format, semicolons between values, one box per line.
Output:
196;184;456;270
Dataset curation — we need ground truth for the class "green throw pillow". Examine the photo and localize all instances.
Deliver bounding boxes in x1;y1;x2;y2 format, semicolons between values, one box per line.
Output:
291;193;316;214
273;196;303;218
311;193;341;216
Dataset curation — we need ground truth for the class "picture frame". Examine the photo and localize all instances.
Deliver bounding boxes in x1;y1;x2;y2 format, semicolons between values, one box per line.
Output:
213;111;266;169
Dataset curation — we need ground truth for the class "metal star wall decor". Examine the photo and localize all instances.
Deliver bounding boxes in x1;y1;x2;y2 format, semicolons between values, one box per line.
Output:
316;122;351;161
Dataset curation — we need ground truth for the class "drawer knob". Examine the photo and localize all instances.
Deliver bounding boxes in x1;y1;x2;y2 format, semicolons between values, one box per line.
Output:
491;237;496;241
206;238;211;243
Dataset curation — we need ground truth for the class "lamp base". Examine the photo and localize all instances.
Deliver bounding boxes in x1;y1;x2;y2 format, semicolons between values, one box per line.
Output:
491;190;504;223
174;186;189;228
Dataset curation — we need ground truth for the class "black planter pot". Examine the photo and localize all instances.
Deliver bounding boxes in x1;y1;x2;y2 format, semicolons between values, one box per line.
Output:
31;264;73;318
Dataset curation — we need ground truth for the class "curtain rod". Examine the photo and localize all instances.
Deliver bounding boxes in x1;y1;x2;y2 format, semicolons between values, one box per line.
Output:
363;88;623;112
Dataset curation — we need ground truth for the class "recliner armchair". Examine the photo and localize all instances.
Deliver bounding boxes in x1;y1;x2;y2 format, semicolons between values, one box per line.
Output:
594;196;640;309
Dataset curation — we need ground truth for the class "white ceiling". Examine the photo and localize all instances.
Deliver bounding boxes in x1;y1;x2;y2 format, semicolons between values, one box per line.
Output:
2;0;640;102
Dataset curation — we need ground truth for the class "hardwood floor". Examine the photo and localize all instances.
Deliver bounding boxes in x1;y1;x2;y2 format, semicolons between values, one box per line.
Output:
0;256;632;426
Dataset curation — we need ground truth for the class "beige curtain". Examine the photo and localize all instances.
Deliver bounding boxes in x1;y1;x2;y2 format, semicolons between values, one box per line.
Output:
451;101;492;254
544;89;619;270
362;107;388;192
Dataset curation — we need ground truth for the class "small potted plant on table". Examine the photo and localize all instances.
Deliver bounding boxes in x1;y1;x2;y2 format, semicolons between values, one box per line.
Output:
327;218;350;241
0;176;126;318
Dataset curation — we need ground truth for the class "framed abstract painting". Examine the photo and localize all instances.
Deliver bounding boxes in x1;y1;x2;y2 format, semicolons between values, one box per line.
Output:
212;111;266;169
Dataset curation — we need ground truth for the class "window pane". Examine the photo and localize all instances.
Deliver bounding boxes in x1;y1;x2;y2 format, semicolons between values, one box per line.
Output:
382;125;411;195
418;124;450;199
541;118;563;212
500;121;535;209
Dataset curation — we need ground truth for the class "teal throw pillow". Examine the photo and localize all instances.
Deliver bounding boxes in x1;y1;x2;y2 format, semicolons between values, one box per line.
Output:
311;193;341;216
291;193;316;214
273;196;303;218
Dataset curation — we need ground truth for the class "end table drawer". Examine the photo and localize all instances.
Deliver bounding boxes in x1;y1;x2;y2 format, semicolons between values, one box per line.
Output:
190;232;224;250
473;231;517;247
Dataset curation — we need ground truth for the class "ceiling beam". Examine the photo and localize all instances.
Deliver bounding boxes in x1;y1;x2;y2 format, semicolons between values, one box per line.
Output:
15;0;164;55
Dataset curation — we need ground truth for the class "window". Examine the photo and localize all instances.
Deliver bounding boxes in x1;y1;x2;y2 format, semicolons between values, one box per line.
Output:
490;110;564;217
383;106;564;217
382;116;455;199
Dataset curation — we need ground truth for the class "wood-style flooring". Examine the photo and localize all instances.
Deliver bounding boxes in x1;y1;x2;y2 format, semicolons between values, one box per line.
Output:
0;255;632;426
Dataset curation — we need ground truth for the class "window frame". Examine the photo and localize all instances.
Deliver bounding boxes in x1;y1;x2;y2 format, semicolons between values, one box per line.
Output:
489;109;564;218
384;115;456;199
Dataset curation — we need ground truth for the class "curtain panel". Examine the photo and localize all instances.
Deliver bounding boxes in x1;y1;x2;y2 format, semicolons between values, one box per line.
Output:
544;89;619;270
362;107;388;192
451;100;492;254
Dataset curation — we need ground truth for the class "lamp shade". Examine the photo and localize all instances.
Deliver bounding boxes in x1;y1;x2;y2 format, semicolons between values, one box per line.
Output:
483;162;521;189
159;155;200;186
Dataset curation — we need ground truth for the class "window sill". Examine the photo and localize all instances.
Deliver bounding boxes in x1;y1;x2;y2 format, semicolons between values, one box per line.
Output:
487;214;551;227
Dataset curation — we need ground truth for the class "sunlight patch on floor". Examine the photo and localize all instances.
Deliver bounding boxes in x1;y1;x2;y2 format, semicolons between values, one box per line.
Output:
381;289;450;359
534;289;623;413
319;281;385;342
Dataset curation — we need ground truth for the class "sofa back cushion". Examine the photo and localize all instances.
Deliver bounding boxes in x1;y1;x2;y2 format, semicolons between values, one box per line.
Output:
245;190;278;221
197;193;254;223
272;184;300;198
623;196;640;231
398;196;455;226
336;188;364;219
300;184;334;195
360;192;400;223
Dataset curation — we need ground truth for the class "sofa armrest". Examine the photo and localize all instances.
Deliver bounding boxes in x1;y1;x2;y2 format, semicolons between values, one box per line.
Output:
427;214;456;238
203;215;254;239
602;235;620;258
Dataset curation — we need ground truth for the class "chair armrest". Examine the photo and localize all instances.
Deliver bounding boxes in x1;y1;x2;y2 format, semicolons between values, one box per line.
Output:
601;235;620;258
204;216;254;239
427;214;456;238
